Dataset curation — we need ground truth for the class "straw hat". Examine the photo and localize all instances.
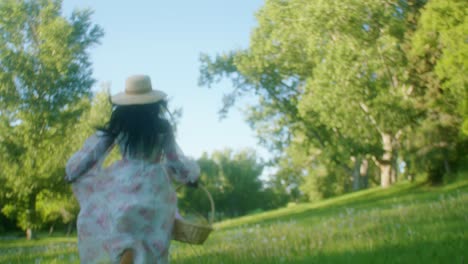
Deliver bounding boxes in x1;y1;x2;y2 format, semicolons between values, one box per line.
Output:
111;75;167;105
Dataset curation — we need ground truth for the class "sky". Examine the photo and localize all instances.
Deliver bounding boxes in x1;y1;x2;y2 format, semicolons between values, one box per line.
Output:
61;0;268;160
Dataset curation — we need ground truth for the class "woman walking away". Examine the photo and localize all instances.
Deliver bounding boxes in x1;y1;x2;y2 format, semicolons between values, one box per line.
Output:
66;75;200;264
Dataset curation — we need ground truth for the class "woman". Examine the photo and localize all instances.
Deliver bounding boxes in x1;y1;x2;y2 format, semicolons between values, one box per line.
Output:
66;75;199;264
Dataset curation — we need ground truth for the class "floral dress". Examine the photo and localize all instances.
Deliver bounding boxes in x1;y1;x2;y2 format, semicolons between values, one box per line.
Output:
65;131;199;264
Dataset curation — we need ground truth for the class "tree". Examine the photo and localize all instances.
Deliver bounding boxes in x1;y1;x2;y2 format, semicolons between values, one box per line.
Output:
32;88;114;235
0;0;103;239
405;0;467;183
177;149;279;220
199;0;427;192
214;149;264;216
411;0;467;135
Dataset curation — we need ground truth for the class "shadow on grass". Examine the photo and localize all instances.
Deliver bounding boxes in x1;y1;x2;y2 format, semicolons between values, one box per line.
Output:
302;238;467;264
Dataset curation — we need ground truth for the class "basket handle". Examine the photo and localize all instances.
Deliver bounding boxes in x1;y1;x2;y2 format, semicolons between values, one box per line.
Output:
176;183;215;225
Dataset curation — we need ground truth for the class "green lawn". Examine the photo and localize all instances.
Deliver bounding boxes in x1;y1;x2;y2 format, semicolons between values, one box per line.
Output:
1;178;467;263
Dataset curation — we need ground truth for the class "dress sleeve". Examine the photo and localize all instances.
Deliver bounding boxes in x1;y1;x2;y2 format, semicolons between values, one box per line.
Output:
65;131;114;183
163;132;200;184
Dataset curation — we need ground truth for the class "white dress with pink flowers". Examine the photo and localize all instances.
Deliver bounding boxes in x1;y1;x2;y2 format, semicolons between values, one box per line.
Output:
66;132;199;264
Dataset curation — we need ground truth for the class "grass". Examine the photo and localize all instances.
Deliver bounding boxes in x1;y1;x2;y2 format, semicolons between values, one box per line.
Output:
1;178;467;263
0;237;78;264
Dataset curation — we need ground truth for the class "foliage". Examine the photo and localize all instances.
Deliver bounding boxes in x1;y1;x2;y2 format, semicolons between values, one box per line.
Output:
403;0;468;184
199;0;466;197
0;0;103;235
410;0;467;134
178;148;287;220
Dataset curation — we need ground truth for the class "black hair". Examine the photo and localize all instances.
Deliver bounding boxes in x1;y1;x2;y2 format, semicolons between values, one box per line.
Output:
98;101;173;157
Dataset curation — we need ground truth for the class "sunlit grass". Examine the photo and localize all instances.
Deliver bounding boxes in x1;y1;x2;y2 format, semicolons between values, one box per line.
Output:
1;178;467;263
0;237;78;264
171;179;467;264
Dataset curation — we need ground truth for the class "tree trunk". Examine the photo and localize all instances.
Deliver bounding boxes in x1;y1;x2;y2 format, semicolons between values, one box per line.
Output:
26;228;33;240
379;133;393;188
360;159;369;189
26;194;37;240
351;157;362;191
391;150;398;184
444;158;451;175
380;162;392;188
404;159;414;182
66;222;74;236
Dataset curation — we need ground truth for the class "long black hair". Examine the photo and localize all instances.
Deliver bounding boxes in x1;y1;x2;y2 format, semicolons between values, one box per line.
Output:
99;100;173;157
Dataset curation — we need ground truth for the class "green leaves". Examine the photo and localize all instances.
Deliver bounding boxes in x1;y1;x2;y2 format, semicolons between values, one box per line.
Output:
199;0;467;194
0;0;103;233
178;149;277;219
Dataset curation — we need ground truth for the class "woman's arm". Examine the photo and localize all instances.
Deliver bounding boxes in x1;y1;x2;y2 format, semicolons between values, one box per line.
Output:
65;131;114;182
163;132;200;184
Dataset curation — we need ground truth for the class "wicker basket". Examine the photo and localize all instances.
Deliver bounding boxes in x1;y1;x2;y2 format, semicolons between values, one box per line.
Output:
172;184;215;245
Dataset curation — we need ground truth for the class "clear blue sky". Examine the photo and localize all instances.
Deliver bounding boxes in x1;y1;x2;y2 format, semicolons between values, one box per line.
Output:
62;0;267;159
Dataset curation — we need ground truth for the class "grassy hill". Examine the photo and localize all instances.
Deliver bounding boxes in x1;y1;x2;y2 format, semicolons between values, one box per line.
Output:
1;178;467;263
171;179;467;264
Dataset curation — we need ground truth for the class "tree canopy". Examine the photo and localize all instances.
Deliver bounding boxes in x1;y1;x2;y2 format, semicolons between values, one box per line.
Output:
0;0;103;238
199;0;467;198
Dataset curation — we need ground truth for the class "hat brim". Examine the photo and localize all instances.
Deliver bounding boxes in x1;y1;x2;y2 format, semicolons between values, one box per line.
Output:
111;90;167;105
